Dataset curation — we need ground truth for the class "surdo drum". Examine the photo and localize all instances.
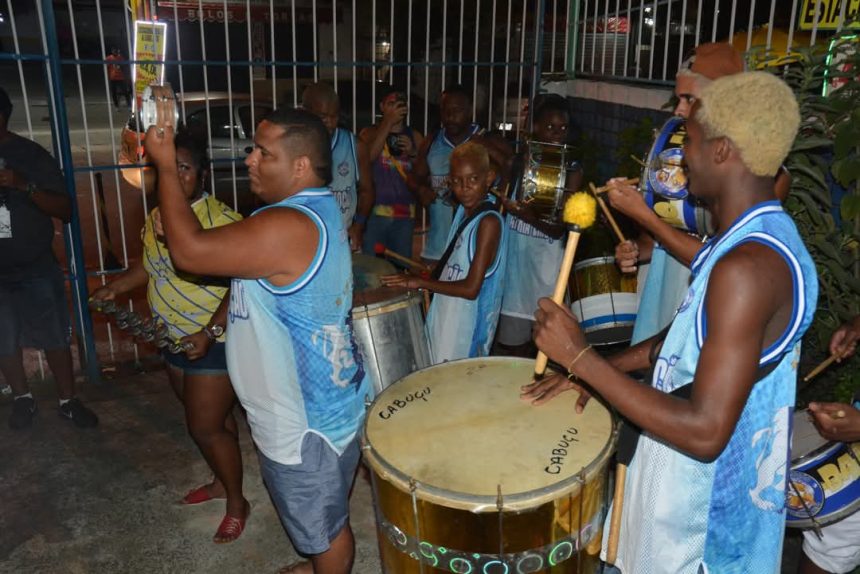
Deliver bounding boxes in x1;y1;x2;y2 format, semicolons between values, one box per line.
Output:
351;254;431;396
640;117;713;237
786;409;860;529
362;358;616;573
522;141;579;225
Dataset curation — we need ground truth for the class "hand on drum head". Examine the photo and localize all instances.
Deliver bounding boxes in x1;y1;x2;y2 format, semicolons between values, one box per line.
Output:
380;272;422;290
606;178;650;222
520;372;592;411
808;402;860;443
829;317;860;361
615;240;640;274
533;298;590;376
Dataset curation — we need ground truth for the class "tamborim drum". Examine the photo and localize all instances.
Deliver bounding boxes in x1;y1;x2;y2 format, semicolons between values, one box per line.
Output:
786;409;860;528
522;141;578;225
363;357;616;573
641;117;713;237
569;225;638;346
352;254;431;395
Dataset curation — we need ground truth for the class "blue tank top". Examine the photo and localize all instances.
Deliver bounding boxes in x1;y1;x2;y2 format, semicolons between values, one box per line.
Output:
330;127;360;229
421;123;483;260
425;203;508;363
605;201;818;573
225;188;371;465
630;245;692;344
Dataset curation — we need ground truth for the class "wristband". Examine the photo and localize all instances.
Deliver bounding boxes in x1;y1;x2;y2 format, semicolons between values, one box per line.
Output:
566;345;592;375
353;214;368;226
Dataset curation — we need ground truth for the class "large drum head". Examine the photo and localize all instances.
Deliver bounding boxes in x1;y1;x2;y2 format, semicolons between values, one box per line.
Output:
364;357;615;511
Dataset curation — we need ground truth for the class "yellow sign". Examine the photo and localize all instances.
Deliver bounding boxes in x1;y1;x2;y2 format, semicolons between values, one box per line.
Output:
132;20;168;101
799;0;860;30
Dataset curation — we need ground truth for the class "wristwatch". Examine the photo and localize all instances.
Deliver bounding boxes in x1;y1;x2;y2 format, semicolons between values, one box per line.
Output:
203;324;224;340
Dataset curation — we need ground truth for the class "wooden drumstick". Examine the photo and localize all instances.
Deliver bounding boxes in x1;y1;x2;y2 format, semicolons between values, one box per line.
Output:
533;192;597;379
591;177;639;194
589;182;626;243
373;243;431;273
802;354;839;383
606;464;626;564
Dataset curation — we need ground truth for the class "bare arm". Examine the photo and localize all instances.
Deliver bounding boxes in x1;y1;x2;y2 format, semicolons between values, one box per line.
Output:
534;242;792;461
382;215;501;300
0;168;72;223
347;136;376;250
90;261;150;301
144;126;318;285
361;100;408;162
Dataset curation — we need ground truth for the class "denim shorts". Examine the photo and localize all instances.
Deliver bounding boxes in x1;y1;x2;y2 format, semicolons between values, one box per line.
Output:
162;341;228;375
258;433;361;555
0;270;71;356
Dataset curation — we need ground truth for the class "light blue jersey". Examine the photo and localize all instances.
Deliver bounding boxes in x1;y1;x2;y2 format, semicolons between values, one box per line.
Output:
421;124;483;260
630;245;692;344
330;127;360;229
226;188;371;465
425;203;507;363
605;201;818;573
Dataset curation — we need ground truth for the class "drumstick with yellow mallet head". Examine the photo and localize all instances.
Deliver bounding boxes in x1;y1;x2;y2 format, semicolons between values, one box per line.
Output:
533;192;597;380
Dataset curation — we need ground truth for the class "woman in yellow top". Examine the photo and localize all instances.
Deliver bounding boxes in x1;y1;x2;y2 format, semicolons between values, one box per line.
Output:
91;131;249;543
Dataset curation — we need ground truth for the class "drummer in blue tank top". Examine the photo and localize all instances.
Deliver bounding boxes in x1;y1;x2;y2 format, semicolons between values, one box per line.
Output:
530;72;818;573
384;142;507;364
143;108;371;574
410;85;485;264
303;82;374;252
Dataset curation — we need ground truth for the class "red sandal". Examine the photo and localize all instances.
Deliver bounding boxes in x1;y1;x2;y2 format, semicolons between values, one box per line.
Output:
213;507;249;544
179;484;224;505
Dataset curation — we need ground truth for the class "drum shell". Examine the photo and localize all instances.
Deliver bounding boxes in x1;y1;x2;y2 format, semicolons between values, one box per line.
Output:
787;414;860;529
522;141;577;225
362;357;616;573
569;256;638;346
352;291;430;396
642;188;713;237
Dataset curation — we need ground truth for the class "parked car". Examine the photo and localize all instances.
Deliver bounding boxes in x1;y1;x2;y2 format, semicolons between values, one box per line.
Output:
119;92;272;200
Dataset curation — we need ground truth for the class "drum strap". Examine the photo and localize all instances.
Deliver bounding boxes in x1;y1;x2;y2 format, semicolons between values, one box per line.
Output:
430;201;497;281
616;330;783;466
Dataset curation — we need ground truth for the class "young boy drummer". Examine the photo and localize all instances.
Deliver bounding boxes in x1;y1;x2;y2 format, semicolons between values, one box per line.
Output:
382;142;507;364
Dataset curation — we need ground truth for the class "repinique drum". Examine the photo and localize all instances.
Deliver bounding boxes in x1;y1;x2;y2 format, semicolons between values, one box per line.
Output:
522;141;578;225
569;226;638;346
363;357;616;573
786;409;860;529
641;117;713;237
352;254;431;395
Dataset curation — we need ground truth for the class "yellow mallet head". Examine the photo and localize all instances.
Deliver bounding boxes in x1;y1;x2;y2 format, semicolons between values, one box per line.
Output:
563;192;597;230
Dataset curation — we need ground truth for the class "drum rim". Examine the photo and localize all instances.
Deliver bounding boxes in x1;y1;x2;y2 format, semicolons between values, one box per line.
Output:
645;116;689;201
787;494;860;528
352;291;423;318
361;356;618;512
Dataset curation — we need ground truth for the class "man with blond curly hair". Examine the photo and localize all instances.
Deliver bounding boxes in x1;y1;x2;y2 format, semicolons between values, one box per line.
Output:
531;72;818;573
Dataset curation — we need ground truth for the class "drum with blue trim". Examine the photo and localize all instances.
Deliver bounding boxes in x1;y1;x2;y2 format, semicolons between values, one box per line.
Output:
786;409;860;529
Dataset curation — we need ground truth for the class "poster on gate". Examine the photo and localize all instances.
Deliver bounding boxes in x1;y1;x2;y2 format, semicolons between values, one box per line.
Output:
132;20;168;108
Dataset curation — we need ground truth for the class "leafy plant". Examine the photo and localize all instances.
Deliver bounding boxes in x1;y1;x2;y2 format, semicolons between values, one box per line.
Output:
615;116;656;179
758;32;860;404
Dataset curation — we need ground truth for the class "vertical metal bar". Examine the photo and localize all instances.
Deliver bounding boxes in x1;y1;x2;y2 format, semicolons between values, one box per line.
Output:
313;0;319;82
836;0;848;32
810;0;820;46
408;0;414;124
442;0;448;88
551;0;558;73
647;0;657;80
581;0;589;72
765;0;776;50
172;0;187;124
520;0;534;140
590;0;597;72
678;0;688;72
728;0;737;41
786;0;799;54
694;0;702;48
458;0;465;83
38;0;101;384
390;0;396;86
611;0;621;76
271;0;277;110
246;0;256;139
635;0;645;77
224;0;239;210
745;0;756;53
424;0;431;135
502;0;513;132
334;0;339;92
623;0;633;77
198;0;217;198
661;0;672;81
6;1;34;137
292;0;299;108
488;0;498;128
601;0;610;75
711;0;720;42
352;0;357;133
372;0;377;122
125;0;149;218
563;0;572;74
472;0;482;121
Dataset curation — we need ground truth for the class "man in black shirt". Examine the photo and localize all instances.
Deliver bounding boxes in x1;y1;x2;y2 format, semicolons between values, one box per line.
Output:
0;86;97;429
